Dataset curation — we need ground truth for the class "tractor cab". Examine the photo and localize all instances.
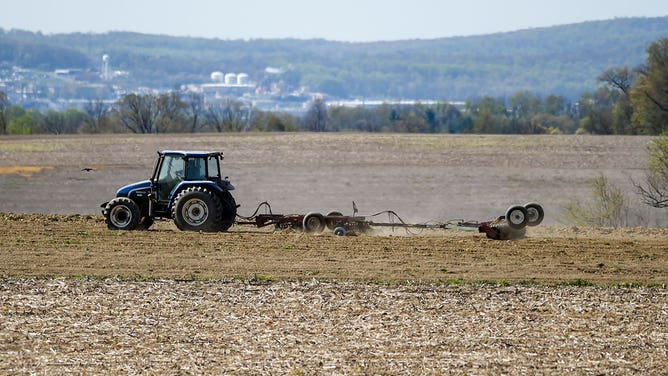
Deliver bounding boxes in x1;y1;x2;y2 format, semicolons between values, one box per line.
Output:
149;151;233;217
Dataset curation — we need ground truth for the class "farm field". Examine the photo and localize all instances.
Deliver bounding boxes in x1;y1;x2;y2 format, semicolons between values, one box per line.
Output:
0;132;664;226
1;133;667;374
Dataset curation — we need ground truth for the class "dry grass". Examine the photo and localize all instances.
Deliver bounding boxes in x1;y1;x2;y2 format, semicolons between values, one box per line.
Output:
1;278;666;375
0;166;54;178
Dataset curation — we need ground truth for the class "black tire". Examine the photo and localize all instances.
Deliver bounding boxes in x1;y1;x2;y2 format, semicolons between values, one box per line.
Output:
325;211;344;230
505;205;528;230
524;202;544;227
137;216;154;230
303;212;326;233
333;227;347;236
218;191;237;232
104;197;140;230
171;187;223;232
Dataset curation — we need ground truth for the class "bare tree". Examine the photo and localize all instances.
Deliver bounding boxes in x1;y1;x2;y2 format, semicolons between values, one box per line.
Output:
186;93;205;132
304;97;327;131
117;94;161;133
598;66;636;95
155;92;187;132
83;99;108;133
116;93;186;133
204;99;247;132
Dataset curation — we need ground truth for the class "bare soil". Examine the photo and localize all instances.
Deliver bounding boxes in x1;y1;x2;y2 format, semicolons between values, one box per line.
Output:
1;133;667;374
0;213;667;284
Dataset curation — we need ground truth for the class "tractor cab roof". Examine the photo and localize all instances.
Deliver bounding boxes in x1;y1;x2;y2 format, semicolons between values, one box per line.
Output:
158;150;224;159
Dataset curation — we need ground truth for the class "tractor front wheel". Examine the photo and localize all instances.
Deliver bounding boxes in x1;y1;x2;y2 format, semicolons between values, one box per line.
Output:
104;197;141;230
172;187;223;232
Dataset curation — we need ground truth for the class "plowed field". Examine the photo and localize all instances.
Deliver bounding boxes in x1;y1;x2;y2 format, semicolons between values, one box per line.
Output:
1;133;667;374
1;213;667;284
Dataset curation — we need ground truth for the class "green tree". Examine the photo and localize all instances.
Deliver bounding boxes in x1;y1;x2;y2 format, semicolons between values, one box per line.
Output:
7;112;34;135
386;103;430;133
0;90;9;134
544;94;567;116
467;97;508;133
63;108;91;133
634;133;668;209
577;88;614;134
42;110;66;134
630;38;668;134
252;111;299;132
509;91;543;133
598;66;636;134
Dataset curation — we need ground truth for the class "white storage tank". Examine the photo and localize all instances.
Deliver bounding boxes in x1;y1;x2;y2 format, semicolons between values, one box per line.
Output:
224;73;237;85
237;73;249;85
210;71;224;82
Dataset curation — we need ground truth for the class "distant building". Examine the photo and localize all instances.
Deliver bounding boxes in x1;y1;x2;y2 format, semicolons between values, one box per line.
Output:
101;54;111;81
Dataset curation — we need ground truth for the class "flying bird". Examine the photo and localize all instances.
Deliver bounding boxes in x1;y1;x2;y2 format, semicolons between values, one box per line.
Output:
81;167;95;172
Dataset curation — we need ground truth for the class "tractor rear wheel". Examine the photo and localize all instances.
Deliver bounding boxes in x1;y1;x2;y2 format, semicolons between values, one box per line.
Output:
172;187;223;232
104;197;141;230
218;191;237;232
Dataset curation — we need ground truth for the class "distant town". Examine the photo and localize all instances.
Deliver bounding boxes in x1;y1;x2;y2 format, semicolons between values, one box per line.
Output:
1;53;457;116
1;54;311;114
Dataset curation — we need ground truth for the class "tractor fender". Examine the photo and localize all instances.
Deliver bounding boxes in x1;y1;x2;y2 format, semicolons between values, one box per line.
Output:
168;180;234;204
116;180;151;197
217;179;235;191
113;180;151;216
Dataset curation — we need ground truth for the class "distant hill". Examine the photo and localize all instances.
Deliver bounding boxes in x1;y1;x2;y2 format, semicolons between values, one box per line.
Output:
1;16;668;100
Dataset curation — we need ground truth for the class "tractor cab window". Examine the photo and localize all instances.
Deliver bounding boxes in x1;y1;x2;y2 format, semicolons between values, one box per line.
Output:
207;156;221;179
186;158;206;180
156;154;184;201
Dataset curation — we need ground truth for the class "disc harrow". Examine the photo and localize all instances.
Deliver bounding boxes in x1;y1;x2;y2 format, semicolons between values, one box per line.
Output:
236;202;544;240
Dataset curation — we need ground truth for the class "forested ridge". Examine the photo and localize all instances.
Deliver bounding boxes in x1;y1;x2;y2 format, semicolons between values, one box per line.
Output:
1;16;668;99
2;17;668;137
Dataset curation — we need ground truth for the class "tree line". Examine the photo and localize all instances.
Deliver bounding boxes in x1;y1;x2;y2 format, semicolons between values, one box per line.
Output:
1;38;667;136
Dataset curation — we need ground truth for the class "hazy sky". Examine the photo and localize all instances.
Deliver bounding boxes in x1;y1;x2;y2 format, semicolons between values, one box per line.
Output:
1;0;666;41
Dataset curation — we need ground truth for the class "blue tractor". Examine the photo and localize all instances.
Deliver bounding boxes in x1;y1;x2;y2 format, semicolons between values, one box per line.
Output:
101;150;237;232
